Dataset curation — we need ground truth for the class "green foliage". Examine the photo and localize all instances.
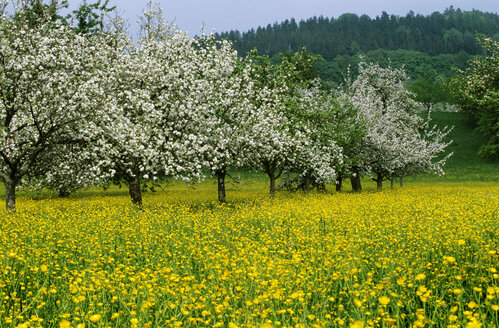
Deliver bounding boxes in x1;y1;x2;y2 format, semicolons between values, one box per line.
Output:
218;8;495;89
408;70;448;111
451;36;499;159
72;0;115;35
245;47;321;109
218;8;498;59
278;47;321;86
409;111;499;182
315;49;472;87
13;0;70;28
7;0;115;35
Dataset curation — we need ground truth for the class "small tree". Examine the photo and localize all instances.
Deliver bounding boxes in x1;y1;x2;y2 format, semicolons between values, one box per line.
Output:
244;50;314;196
0;18;114;211
349;61;452;191
329;89;365;192
285;84;344;192
409;70;447;113
193;37;256;203
98;5;224;205
245;49;345;195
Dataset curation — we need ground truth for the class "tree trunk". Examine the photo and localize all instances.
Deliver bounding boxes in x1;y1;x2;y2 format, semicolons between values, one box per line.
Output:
5;179;16;212
58;188;70;198
269;175;276;198
303;175;311;193
376;173;383;192
317;183;326;193
268;172;276;198
264;162;281;198
216;169;226;203
390;179;394;189
351;168;362;192
336;174;343;192
399;178;403;187
129;174;142;206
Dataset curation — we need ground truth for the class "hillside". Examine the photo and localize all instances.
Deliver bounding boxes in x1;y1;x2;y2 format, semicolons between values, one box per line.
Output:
411;112;499;182
217;7;499;84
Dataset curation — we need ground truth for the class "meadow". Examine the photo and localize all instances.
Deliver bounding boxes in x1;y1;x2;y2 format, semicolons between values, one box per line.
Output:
0;179;498;328
0;113;498;328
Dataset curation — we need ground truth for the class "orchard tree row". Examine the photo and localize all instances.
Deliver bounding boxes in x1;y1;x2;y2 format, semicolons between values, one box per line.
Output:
0;1;452;211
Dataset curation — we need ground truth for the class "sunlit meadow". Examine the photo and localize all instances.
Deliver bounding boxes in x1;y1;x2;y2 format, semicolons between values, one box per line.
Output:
0;180;498;328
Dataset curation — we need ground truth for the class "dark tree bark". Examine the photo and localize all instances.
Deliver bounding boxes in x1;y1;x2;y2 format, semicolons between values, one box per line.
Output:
390;179;394;189
303;175;311;193
336;174;343;192
5;179;16;212
375;172;383;191
128;174;142;206
264;161;282;198
400;178;403;187
350;167;362;192
58;188;70;198
269;173;276;197
216;168;226;203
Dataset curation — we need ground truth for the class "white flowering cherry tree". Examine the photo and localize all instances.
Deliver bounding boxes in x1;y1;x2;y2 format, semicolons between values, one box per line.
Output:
97;26;215;205
242;51;302;197
244;49;344;195
348;61;452;191
192;36;257;203
0;17;114;211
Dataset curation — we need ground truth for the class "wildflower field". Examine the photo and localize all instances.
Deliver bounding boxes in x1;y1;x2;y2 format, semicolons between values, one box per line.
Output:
0;181;498;328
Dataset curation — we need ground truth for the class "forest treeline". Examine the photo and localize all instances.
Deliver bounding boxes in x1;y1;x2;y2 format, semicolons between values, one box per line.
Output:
216;7;499;84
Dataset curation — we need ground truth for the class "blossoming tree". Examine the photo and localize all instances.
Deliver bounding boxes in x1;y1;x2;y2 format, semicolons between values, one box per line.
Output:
348;61;452;191
0;16;115;211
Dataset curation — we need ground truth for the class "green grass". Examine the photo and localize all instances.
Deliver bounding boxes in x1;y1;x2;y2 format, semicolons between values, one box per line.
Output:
428;111;492;168
409;111;499;182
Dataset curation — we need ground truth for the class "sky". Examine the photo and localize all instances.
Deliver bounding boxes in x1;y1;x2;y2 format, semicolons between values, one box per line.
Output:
66;0;499;37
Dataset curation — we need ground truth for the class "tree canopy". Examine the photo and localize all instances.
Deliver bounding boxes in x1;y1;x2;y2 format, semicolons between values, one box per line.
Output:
452;36;499;159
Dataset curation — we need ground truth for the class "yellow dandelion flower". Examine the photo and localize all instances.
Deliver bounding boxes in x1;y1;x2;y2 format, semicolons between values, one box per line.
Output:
89;314;101;323
415;273;426;281
350;321;364;328
466;319;482;328
378;296;390;305
59;320;71;328
444;256;456;264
